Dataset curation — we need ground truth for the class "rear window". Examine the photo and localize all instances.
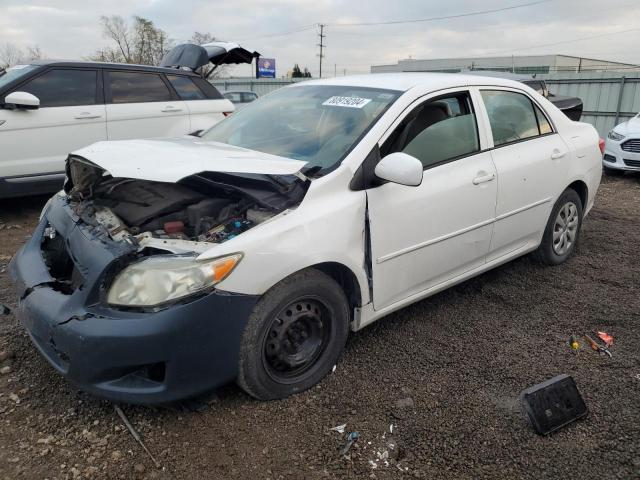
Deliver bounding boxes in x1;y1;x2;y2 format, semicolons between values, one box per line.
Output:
17;68;98;108
481;90;541;147
167;75;206;100
192;77;223;99
108;71;172;104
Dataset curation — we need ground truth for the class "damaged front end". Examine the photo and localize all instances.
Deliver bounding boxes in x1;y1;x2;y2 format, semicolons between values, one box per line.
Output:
60;155;307;307
8;156;307;403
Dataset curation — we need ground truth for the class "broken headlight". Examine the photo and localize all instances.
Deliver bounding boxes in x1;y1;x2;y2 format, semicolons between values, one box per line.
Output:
107;253;242;307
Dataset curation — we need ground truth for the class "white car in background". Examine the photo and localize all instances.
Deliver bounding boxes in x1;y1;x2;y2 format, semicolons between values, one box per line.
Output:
603;113;640;174
10;73;602;404
0;42;259;198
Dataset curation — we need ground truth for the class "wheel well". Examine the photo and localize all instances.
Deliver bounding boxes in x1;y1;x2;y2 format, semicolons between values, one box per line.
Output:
311;263;362;315
567;180;588;209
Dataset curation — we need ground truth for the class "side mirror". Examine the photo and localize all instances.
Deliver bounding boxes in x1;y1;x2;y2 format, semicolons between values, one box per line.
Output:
374;152;423;187
4;91;40;110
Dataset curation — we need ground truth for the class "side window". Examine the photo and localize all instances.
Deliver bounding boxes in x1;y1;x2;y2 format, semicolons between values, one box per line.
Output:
382;92;480;169
481;90;541;146
534;104;553;135
191;78;223;99
108;71;171;104
167;75;206;100
18;69;97;107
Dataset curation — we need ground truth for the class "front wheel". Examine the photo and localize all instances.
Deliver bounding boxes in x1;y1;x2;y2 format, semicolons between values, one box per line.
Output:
535;188;583;266
237;269;350;400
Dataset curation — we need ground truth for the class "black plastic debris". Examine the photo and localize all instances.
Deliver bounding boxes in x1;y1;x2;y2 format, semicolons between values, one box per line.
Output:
0;304;11;315
520;374;588;435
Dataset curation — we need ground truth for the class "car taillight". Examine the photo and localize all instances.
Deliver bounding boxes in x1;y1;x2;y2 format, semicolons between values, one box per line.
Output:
223;112;232;117
599;138;605;154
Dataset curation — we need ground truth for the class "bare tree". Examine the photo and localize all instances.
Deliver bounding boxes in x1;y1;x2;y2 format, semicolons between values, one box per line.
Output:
98;15;133;63
90;15;172;65
0;43;24;69
0;43;44;68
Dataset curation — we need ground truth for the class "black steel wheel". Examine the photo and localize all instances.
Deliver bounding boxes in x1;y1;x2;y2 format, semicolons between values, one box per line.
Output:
237;269;350;400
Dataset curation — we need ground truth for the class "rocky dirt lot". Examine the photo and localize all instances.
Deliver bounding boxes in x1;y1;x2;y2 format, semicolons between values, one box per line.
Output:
0;175;639;480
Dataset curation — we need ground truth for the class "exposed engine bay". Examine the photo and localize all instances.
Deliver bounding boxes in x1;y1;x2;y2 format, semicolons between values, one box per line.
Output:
62;156;308;254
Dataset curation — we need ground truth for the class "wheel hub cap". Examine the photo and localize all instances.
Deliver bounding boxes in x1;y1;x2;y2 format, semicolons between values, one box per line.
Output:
552;201;578;255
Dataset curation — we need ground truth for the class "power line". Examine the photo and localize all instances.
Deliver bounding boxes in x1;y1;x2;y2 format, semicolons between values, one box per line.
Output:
327;0;553;27
240;0;554;40
481;26;640;56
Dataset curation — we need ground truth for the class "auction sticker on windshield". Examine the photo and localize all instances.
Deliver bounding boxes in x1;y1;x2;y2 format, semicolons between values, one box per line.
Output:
322;96;372;108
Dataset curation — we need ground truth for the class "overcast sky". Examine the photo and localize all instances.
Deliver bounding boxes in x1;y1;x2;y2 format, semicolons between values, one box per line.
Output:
1;0;640;77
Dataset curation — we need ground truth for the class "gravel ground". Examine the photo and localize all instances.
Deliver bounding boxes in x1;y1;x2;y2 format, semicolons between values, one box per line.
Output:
0;175;639;480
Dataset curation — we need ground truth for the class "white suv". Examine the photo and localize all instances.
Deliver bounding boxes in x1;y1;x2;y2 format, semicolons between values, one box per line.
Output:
0;61;234;198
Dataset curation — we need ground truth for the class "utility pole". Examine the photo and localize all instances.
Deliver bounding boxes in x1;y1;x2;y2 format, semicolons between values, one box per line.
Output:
317;23;326;78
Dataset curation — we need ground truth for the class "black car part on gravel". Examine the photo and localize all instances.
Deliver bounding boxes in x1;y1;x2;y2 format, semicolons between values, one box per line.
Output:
520;374;588;435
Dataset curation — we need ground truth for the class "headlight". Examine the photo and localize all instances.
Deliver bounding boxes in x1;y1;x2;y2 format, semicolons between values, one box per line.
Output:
107;253;242;307
607;130;625;141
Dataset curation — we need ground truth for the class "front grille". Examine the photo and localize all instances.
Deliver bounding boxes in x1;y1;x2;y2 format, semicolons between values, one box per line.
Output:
623;158;640;168
621;139;640;153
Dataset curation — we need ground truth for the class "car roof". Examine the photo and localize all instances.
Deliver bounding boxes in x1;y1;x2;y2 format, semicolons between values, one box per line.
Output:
295;72;528;93
29;59;198;76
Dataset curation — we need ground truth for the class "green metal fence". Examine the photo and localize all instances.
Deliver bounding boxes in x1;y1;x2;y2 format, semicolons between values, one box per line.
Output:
540;72;640;136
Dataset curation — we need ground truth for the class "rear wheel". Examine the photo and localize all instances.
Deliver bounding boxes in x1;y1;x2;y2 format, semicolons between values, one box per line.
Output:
535;189;583;266
237;269;349;400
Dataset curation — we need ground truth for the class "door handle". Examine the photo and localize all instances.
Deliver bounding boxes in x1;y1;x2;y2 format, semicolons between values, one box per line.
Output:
74;113;102;120
161;106;182;113
472;172;496;185
551;149;566;160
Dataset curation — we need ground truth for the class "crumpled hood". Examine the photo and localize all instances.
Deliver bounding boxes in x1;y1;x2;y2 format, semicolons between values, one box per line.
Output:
72;137;307;182
613;116;640;135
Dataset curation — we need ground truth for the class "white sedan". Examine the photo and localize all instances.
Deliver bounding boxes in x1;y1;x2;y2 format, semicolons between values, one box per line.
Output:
10;73;602;404
603;113;640;174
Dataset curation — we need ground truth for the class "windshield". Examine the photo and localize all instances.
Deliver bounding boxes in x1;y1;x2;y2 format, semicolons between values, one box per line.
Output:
0;65;39;91
201;85;401;172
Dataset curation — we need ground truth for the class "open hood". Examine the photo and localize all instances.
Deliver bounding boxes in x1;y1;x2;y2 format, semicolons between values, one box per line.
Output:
71;137;307;183
160;41;259;72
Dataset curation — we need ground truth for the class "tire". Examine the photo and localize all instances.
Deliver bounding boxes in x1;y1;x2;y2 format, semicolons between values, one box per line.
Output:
535;188;583;266
237;269;350;400
603;165;624;176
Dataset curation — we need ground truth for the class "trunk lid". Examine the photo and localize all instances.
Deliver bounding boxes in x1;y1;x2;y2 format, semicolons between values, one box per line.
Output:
160;42;259;72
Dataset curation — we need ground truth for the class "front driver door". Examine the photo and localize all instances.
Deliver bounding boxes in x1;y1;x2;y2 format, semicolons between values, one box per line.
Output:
0;67;105;183
366;90;498;310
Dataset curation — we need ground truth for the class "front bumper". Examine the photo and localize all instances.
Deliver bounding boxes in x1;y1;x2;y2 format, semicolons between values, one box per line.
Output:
9;195;258;404
603;137;640;171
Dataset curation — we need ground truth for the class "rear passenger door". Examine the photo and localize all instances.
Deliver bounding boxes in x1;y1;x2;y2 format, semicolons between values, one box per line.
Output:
105;70;189;140
478;88;570;261
166;75;233;132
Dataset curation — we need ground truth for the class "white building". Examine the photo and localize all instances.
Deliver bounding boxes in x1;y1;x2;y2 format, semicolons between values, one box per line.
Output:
371;54;639;75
